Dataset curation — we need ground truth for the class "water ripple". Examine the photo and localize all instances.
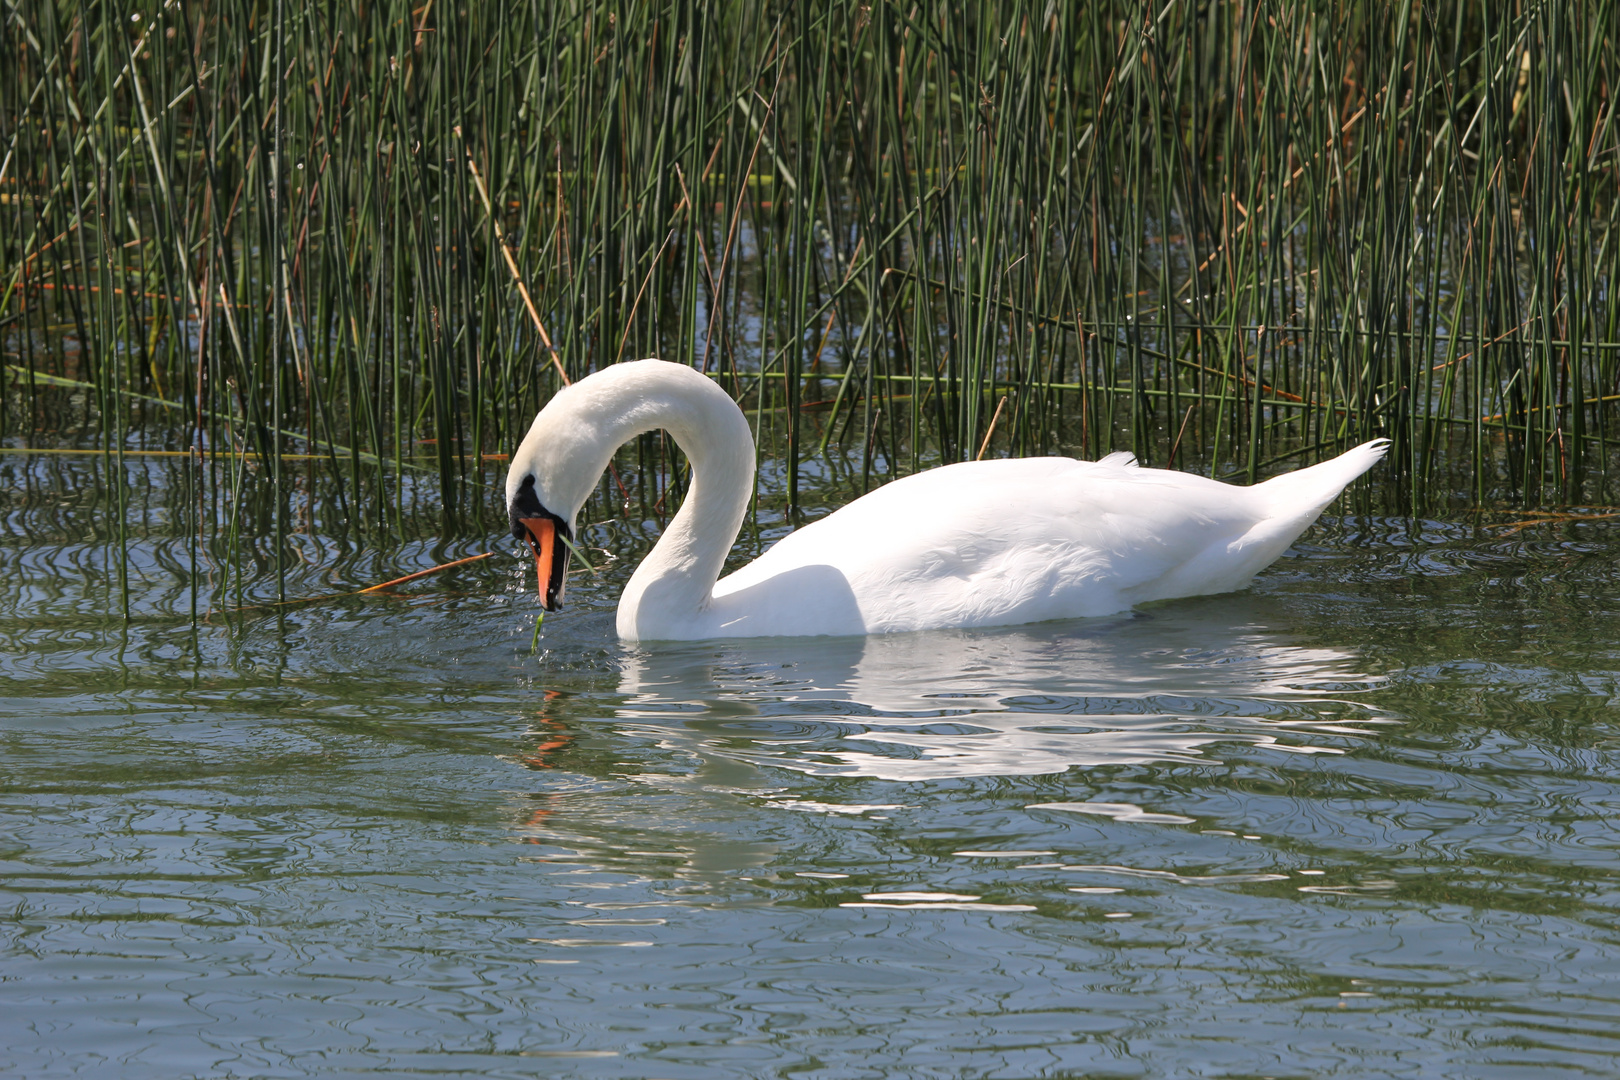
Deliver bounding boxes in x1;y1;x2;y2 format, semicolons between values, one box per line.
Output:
5;458;1620;1076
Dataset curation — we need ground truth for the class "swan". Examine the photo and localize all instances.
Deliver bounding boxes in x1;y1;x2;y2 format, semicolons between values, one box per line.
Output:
505;359;1388;641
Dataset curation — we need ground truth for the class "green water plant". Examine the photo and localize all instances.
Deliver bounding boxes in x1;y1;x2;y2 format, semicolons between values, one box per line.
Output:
0;0;1615;617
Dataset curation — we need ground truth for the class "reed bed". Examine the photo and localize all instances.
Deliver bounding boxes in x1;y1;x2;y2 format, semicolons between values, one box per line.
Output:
2;0;1617;608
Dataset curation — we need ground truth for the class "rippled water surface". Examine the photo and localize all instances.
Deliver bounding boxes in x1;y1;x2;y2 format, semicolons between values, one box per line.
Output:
4;453;1620;1078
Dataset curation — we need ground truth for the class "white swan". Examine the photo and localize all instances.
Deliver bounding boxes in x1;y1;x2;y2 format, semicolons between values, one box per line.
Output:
505;359;1388;641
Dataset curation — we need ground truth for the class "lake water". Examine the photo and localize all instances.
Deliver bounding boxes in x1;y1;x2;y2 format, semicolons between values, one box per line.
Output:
3;452;1620;1078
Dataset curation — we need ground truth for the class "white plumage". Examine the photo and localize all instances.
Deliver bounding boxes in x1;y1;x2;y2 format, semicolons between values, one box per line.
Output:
505;359;1387;641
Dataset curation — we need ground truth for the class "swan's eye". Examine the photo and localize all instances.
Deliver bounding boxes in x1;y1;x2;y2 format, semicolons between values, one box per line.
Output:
510;474;550;522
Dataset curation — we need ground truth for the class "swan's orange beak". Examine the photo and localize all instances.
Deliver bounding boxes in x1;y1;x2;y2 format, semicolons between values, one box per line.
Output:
517;516;565;610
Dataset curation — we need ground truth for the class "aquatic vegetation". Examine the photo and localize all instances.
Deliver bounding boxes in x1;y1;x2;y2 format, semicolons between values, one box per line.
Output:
0;0;1615;602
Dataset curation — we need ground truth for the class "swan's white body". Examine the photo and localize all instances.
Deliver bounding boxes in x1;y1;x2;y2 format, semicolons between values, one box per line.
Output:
506;360;1388;641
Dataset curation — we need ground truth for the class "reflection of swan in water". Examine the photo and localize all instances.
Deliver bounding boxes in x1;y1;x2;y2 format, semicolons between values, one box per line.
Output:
613;595;1395;782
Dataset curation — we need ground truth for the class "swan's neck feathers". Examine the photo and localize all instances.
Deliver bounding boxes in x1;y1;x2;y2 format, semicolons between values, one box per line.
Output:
615;374;753;639
513;361;754;640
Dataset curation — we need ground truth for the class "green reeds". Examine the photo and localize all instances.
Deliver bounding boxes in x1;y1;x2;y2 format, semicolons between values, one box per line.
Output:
1;0;1617;614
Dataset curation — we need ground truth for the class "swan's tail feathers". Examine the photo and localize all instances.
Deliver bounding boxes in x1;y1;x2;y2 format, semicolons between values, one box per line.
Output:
1253;438;1390;516
1096;450;1139;468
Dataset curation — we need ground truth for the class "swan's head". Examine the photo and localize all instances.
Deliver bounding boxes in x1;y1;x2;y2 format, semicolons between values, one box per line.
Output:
505;378;617;611
507;470;572;611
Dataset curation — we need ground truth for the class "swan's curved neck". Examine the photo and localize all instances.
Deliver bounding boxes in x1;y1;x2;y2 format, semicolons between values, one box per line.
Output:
510;362;756;638
616;386;754;639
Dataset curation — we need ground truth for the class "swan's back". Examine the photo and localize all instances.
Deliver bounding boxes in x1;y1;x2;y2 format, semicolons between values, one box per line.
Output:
712;440;1387;635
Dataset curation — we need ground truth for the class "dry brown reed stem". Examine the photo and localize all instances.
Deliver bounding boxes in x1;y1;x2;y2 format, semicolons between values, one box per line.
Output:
976;396;1009;461
1168;405;1197;467
458;128;567;387
356;552;494;593
1494;512;1620;535
212;553;495;618
457;133;640;513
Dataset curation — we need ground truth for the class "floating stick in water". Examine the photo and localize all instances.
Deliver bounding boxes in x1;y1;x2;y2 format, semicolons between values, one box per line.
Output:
356;552;494;593
216;553;495;617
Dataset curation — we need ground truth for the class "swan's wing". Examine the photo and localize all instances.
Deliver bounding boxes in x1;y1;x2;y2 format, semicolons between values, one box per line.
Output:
717;457;1272;631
